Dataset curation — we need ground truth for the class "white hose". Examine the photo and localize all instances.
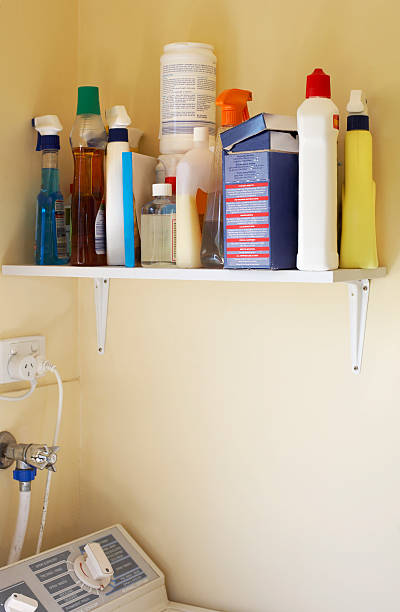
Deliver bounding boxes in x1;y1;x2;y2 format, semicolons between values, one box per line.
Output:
2;360;64;560
36;366;63;554
7;490;31;564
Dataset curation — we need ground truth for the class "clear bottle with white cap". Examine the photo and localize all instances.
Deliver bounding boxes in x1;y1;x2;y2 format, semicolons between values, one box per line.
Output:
176;126;213;268
141;183;176;267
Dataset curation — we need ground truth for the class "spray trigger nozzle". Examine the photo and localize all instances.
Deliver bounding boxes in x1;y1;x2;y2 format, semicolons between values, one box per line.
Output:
32;115;63;151
346;90;368;115
216;89;253;127
32;115;63;135
106;105;131;129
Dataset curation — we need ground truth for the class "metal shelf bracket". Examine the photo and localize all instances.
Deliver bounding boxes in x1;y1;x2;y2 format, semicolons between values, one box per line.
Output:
88;275;372;368
94;278;110;355
347;279;369;375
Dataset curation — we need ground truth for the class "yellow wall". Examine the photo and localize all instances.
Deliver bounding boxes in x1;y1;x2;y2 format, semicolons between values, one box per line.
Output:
0;1;80;564
77;1;399;612
1;2;400;612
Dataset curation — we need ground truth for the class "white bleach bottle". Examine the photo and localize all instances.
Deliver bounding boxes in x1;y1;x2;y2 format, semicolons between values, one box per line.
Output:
105;105;131;265
297;68;339;271
176;127;213;268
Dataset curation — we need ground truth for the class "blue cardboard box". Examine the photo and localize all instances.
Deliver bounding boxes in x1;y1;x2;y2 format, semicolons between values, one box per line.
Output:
221;113;299;269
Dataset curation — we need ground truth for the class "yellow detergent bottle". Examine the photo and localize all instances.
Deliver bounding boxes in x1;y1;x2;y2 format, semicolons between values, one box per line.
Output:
340;90;378;269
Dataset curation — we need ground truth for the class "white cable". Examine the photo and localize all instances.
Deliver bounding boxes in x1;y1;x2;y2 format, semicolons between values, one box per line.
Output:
36;364;63;554
0;380;37;402
7;490;31;564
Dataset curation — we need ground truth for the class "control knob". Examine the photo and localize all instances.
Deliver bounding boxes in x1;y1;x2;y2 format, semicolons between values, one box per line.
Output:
4;594;38;612
73;542;114;590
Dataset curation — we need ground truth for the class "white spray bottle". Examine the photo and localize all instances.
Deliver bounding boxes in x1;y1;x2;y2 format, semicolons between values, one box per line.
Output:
105;105;131;265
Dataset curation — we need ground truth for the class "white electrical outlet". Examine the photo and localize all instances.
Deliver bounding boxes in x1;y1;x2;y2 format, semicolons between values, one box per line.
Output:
0;336;45;384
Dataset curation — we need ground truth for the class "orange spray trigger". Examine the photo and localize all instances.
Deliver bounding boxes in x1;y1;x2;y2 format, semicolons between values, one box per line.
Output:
216;89;253;127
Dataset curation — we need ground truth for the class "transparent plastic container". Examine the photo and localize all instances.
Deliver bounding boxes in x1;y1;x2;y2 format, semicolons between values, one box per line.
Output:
200;89;252;268
35;149;69;265
70;86;107;266
33;115;68;265
141;184;176;267
200;125;226;268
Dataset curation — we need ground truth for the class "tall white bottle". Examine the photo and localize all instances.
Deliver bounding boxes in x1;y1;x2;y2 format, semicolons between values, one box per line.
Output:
176;127;213;268
105;105;131;265
297;68;339;271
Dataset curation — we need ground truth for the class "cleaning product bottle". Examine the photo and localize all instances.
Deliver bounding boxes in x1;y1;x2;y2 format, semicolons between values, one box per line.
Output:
297;68;339;271
340;90;378;269
200;89;252;268
33;115;69;265
160;43;217;154
105;105;131;266
176;127;213;268
141;183;176;267
70;86;107;266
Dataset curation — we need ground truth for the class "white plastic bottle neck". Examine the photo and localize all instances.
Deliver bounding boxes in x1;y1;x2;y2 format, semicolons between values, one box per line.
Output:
307;95;330;100
192;140;208;150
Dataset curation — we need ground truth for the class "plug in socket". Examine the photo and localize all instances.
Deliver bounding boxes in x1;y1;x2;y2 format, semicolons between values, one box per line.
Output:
0;336;45;384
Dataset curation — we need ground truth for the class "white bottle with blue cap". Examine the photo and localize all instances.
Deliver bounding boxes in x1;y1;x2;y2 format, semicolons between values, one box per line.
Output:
105;105;131;265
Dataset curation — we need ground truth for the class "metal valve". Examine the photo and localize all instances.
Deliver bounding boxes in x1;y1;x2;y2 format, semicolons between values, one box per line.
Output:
21;444;59;471
0;431;59;471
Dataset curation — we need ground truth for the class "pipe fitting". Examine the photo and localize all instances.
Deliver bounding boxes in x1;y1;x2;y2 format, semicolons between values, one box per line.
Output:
0;431;59;471
0;431;16;469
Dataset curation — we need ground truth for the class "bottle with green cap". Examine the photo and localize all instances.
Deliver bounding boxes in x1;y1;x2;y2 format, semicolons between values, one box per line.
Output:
70;86;107;265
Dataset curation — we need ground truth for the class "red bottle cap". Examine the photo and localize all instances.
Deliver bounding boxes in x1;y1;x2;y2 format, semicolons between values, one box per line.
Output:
165;176;176;195
306;68;331;99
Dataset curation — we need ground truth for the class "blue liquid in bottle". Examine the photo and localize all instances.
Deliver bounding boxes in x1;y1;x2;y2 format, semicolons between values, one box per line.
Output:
35;150;69;265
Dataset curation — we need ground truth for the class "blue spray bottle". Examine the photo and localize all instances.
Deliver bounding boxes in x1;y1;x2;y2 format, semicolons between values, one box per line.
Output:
33;115;69;265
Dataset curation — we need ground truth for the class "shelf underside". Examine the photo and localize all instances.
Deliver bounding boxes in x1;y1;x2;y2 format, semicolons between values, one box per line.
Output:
1;265;386;284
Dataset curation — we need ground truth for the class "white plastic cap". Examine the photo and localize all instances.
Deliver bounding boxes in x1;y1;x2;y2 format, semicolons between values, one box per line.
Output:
152;183;172;197
33;115;63;135
346;90;368;115
105;105;131;128
193;127;209;143
163;42;215;53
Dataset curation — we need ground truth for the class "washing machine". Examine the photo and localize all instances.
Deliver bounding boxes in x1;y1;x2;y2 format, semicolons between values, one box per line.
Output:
0;525;222;612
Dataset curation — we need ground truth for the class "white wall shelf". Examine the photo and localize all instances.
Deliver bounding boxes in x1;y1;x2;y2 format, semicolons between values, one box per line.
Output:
2;264;386;372
1;264;386;283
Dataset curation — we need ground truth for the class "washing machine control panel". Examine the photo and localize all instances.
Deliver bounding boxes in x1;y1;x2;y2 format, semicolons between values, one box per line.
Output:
0;525;161;612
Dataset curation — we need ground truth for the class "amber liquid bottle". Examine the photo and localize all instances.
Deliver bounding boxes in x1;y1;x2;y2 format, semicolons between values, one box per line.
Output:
70;87;107;266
